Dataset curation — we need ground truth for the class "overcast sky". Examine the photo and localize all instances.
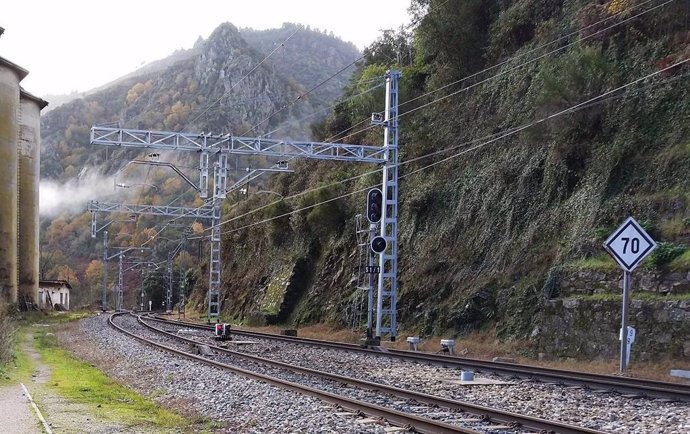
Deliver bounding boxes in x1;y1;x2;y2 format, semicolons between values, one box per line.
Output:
1;0;412;97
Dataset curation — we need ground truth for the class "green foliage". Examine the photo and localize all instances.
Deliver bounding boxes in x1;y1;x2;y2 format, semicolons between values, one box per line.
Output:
669;250;690;271
363;28;415;67
414;0;498;80
647;242;688;269
567;255;618;272
0;303;15;369
33;329;188;428
299;184;348;237
264;200;293;246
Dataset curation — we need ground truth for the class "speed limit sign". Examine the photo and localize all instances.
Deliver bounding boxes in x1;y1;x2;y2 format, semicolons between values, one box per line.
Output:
603;217;657;272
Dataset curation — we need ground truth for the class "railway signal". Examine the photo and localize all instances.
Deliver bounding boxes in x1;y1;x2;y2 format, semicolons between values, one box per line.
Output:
214;323;231;341
366;188;383;223
371;236;387;254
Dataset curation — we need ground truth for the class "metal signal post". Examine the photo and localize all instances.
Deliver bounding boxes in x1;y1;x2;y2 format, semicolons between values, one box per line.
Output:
371;70;400;340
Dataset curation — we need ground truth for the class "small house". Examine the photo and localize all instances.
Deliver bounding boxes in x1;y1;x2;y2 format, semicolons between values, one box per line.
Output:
38;280;71;310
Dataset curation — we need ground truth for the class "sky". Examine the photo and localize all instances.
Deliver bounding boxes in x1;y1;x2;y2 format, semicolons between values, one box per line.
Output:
1;0;412;97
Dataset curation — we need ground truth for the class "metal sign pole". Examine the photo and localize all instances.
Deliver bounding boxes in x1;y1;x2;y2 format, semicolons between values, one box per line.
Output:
620;270;631;372
366;224;376;339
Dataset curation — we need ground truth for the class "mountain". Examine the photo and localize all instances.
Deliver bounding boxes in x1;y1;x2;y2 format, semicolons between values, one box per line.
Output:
37;22;362;305
241;23;361;109
40;22;361;182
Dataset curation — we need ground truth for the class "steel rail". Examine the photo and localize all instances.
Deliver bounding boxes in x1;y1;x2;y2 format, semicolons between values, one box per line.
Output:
140;315;601;434
109;312;479;434
150;315;690;402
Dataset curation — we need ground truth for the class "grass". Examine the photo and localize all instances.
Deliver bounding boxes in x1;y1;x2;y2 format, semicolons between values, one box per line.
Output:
669;249;690;271
32;327;188;429
0;330;34;386
566;254;618;272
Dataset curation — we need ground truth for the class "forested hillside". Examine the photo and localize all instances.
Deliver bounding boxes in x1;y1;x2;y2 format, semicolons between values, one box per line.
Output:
39;0;689;359
199;0;689;352
38;22;361;306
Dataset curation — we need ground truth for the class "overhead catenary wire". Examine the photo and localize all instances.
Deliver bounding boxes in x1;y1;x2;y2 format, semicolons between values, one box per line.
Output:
117;0;679;247
262;81;385;138
185;57;688;239
181;26;302;131
240;54;367;137
324;0;672;144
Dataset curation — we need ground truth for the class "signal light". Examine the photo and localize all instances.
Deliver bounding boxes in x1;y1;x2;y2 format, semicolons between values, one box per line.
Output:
367;188;383;223
371;236;387;254
215;323;231;340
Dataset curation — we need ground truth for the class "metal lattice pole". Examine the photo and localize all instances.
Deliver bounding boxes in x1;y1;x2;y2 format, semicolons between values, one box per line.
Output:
102;230;108;311
166;252;174;312
376;70;400;340
117;253;124;311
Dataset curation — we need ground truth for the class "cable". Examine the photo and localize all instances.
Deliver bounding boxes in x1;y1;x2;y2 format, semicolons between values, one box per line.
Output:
326;0;673;145
116;0;680;242
241;54;366;136
262;81;385;138
192;58;688;237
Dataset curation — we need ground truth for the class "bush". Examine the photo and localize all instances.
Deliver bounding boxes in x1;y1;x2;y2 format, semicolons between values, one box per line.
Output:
0;303;16;365
648;242;687;269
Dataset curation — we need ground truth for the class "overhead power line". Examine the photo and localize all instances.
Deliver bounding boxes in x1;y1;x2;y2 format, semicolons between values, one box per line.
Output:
186;57;688;239
325;0;672;144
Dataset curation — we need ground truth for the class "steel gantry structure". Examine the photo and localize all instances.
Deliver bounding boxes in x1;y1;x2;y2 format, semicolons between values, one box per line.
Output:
88;162;291;318
90;70;401;338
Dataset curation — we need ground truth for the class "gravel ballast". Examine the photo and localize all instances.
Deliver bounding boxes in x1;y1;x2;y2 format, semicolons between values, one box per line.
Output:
62;314;690;433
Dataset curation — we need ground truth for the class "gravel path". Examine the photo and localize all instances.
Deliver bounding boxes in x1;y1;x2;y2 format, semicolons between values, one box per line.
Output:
0;327;148;434
0;383;40;434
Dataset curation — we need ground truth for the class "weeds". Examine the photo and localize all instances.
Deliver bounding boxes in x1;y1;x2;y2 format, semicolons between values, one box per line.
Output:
0;303;16;366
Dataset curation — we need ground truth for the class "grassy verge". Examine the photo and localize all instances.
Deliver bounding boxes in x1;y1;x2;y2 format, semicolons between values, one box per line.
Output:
32;324;188;429
0;329;34;386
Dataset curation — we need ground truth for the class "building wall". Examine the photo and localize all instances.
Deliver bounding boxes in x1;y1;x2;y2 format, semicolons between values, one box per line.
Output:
0;62;22;303
17;92;44;305
38;287;70;310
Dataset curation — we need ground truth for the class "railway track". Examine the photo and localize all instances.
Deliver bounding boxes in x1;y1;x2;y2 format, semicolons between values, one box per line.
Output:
112;312;604;434
149;315;690;403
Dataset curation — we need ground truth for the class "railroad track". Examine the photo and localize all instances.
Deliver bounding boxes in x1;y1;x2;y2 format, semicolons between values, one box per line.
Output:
149;315;690;403
112;312;603;434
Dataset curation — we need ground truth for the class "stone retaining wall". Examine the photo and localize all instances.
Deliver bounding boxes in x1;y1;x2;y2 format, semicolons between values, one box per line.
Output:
560;269;690;296
535;298;690;361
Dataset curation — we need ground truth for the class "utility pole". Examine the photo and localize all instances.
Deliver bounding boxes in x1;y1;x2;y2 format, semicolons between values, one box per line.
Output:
372;70;401;340
102;230;108;311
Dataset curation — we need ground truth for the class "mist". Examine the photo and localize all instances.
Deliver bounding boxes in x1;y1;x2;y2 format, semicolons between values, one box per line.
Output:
39;172;122;217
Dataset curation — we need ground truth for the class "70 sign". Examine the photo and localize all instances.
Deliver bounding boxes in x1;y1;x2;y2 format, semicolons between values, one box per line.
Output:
604;217;657;272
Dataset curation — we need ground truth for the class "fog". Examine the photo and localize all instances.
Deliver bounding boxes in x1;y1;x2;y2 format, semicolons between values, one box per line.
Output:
39;172;122;217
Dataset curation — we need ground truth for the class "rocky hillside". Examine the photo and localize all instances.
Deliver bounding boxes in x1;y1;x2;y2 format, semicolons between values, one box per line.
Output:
37;22;361;304
192;0;689;359
241;23;360;110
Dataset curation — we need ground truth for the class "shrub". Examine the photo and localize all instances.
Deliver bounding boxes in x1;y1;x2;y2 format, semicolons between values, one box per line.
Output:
0;303;16;365
648;242;687;269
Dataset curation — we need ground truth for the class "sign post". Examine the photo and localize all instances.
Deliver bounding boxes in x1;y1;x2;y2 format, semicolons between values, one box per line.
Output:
603;217;656;372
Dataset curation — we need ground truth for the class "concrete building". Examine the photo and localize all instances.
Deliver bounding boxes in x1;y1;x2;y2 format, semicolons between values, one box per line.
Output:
38;280;71;310
0;49;47;306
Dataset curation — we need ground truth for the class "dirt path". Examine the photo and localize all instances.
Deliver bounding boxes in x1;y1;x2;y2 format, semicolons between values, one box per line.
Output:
1;329;136;434
0;383;41;434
